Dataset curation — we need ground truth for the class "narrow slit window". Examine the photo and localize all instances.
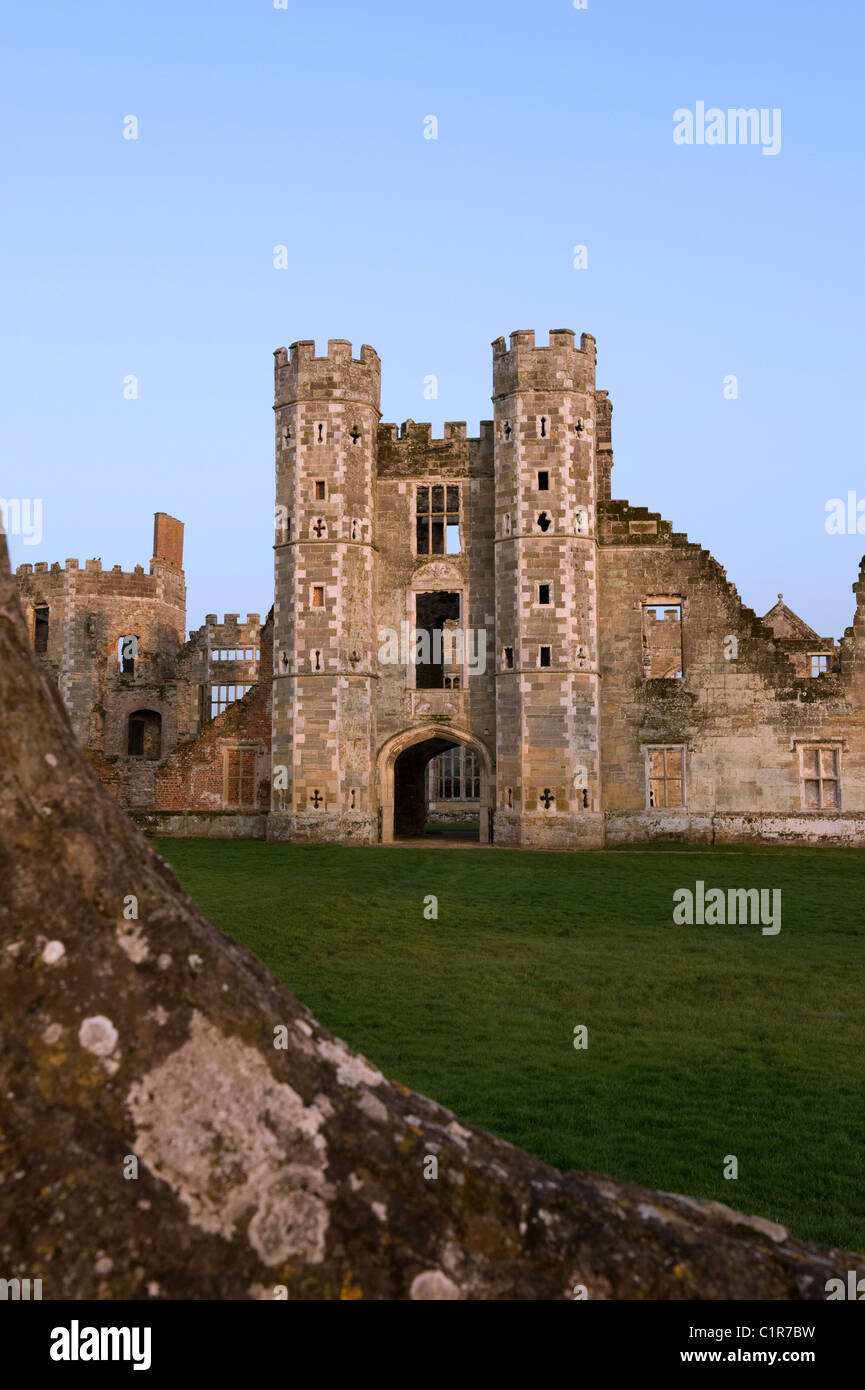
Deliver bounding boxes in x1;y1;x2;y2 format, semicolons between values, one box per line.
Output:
503;646;514;669
314;480;326;500
312;585;324;608
34;605;49;652
538;584;551;605
539;646;551;668
537;470;549;491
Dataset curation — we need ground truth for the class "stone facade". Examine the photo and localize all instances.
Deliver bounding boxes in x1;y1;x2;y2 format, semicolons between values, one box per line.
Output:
16;328;865;848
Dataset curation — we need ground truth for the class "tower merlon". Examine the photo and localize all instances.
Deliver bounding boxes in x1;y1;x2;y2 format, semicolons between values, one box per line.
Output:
492;329;598;397
274;338;381;409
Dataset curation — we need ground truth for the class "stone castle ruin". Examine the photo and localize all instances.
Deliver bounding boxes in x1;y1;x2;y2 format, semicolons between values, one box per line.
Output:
16;328;865;848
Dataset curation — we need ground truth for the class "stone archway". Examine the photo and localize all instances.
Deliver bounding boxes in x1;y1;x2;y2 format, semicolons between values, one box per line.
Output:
377;724;493;843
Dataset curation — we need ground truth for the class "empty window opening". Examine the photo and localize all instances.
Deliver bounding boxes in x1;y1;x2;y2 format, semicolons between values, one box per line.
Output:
415;591;460;689
211;649;260;663
503;646;514;669
537;470;549;491
225;747;256;808
539;646;552;668
810;653;832;677
312;585;325;608
210;684;252;718
117;634;138;674
642;604;683;678
537;512;552;533
416;484;460;555
538;584;551;605
127;709;162;760
314;480;326;500
800;746;840;809
647;746;684;808
34;605;49;653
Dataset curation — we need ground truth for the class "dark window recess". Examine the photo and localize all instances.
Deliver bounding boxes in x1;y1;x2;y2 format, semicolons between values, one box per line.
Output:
537;512;552;532
537;471;549;490
503;646;514;669
416;484;460;554
127;710;161;760
314;480;326;500
539;584;551;605
540;646;552;668
415;591;460;689
34;606;49;653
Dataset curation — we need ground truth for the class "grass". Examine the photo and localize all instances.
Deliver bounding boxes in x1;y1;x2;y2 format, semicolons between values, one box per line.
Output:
154;837;865;1252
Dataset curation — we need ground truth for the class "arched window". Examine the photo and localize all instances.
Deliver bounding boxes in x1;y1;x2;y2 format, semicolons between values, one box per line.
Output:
127;709;162;759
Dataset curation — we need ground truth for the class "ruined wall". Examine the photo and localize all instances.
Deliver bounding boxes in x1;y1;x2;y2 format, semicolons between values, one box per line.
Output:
597;503;865;841
152;615;272;815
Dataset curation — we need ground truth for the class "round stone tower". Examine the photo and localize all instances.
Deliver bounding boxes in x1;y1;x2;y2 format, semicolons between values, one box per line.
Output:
269;338;381;842
491;329;603;847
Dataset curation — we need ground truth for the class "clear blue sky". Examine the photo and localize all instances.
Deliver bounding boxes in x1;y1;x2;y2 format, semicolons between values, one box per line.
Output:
2;0;863;637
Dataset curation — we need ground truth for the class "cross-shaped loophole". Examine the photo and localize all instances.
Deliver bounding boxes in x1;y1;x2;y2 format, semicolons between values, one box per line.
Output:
313;518;326;538
540;788;555;810
310;789;323;808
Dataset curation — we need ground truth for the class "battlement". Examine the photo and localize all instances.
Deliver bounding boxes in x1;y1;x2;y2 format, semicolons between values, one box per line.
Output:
492;328;597;398
274;338;381;410
378;420;495;445
203;613;262;629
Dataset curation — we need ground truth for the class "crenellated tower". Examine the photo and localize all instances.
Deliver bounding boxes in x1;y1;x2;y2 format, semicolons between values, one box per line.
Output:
269;339;380;842
492;329;604;847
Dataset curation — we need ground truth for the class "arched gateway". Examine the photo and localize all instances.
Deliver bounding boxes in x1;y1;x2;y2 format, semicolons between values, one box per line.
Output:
377;725;493;843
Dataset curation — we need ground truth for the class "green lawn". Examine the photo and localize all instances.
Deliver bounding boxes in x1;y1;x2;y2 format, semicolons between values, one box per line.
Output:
155;838;865;1251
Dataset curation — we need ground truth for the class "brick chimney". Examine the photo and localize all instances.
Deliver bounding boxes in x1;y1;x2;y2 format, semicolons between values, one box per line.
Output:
152;513;184;571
